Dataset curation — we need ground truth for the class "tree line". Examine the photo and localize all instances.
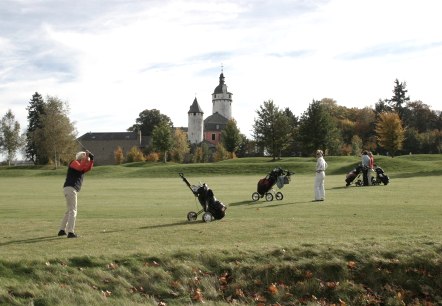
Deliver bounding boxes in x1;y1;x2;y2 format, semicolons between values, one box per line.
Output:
1;79;441;165
1;93;77;166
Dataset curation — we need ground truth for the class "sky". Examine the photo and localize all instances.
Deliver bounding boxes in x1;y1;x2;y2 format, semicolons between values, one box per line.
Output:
1;0;442;149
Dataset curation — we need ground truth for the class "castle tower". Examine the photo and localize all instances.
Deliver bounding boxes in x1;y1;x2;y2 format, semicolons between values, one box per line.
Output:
211;72;232;119
187;97;204;144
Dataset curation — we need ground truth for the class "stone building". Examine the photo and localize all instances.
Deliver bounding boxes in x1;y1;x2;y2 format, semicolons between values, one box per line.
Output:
77;131;150;165
77;70;233;165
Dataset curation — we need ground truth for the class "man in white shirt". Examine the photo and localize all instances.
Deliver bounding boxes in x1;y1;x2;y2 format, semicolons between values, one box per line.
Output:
361;150;371;186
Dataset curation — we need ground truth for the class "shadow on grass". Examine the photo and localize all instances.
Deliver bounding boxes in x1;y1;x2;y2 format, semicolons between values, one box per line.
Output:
330;185;353;190
228;200;256;207
139;220;202;229
230;199;310;208
256;200;311;208
0;235;60;246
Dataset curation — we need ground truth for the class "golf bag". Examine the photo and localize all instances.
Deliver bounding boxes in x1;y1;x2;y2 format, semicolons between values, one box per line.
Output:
372;166;390;185
179;173;226;222
253;167;294;201
345;165;363;186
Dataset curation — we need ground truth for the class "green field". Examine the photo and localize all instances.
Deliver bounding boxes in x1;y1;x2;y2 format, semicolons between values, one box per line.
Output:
0;155;441;305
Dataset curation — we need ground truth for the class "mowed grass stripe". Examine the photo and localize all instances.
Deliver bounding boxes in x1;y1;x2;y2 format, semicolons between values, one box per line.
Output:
1;174;441;261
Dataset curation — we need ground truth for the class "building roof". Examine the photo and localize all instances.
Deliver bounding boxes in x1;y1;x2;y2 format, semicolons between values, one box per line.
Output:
78;132;151;147
213;72;232;95
188;97;204;114
204;112;228;124
79;132;138;141
204;112;229;131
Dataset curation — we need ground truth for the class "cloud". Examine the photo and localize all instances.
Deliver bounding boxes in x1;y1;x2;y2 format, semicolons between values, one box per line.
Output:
1;0;442;155
338;41;442;60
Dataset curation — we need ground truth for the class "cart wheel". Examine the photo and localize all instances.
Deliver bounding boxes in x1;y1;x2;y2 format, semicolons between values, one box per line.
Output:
265;193;273;201
252;192;260;201
275;192;283;200
187;211;198;221
202;212;213;223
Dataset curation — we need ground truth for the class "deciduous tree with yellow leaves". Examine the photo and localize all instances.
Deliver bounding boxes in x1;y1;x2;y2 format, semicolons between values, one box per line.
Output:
375;112;405;157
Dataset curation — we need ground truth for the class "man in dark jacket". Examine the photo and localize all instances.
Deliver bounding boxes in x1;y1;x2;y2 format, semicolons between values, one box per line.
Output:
58;150;94;238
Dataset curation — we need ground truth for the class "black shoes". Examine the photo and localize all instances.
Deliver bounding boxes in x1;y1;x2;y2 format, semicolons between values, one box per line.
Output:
58;230;78;238
67;232;78;238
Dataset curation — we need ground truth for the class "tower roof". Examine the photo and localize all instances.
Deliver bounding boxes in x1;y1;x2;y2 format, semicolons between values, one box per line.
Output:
188;97;204;114
213;72;231;94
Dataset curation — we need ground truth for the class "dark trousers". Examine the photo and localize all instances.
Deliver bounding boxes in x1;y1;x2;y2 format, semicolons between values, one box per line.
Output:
362;168;369;186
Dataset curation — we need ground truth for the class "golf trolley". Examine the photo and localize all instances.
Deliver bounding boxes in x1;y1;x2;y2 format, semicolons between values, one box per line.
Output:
252;167;294;202
370;166;390;185
345;164;389;187
179;173;226;222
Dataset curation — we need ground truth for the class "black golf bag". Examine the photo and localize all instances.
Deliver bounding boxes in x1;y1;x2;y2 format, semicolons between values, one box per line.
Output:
345;165;363;186
195;184;226;220
373;166;390;185
179;173;226;222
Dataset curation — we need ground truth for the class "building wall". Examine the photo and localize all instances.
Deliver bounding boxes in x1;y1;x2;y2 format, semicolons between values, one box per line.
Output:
188;112;204;144
212;95;232;119
80;139;140;165
203;131;222;145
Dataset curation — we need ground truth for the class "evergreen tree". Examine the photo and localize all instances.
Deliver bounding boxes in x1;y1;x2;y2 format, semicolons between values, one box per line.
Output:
253;100;291;160
25;92;46;164
388;79;410;119
297;100;339;155
281;107;300;156
0;110;23;165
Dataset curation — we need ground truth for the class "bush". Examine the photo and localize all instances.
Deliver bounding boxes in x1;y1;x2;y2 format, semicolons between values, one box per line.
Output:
145;152;160;162
126;146;145;163
114;146;124;164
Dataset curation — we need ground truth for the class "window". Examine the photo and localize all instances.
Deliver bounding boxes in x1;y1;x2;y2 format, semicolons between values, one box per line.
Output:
211;134;216;141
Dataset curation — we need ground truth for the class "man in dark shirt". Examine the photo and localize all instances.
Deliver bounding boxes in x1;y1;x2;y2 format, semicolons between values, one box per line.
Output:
58;151;94;238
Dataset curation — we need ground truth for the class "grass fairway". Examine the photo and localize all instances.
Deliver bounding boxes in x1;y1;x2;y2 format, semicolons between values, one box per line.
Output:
1;157;441;305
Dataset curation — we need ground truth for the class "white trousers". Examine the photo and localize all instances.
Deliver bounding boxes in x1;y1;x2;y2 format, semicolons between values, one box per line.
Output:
314;172;325;200
60;186;78;233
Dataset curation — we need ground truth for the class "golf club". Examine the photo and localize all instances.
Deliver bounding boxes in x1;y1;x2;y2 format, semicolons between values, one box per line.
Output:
76;139;88;151
76;139;94;160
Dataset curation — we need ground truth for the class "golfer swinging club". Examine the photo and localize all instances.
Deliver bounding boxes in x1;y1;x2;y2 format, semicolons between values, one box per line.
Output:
58;150;94;238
